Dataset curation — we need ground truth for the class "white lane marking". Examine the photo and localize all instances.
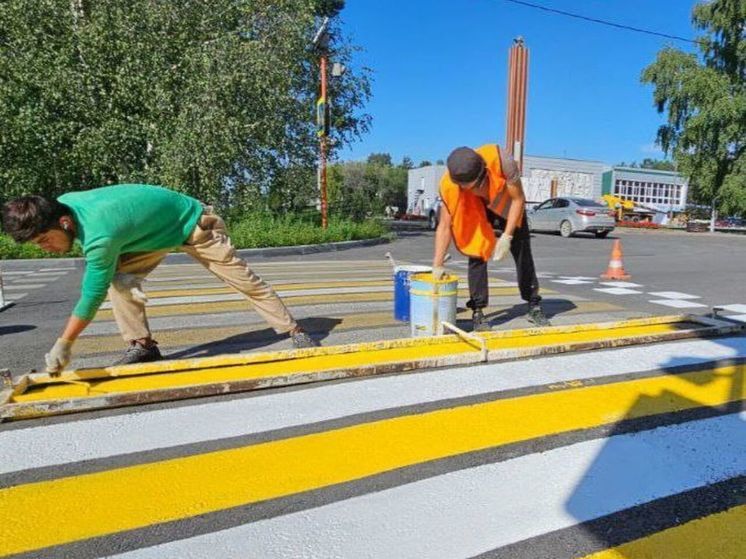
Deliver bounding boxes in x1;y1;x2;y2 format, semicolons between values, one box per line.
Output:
648;291;701;300
0;271;33;276
38;267;76;272
100;283;513;309
649;299;707;309
558;276;597;281
725;314;746;323
5;293;27;301
600;282;643;288
114;412;746;559
3;336;745;475
552;279;594;285
2;284;45;290
594;287;643;295
718;304;746;313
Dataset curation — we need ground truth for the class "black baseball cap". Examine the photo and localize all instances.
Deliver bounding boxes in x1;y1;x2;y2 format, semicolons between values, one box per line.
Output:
446;147;485;184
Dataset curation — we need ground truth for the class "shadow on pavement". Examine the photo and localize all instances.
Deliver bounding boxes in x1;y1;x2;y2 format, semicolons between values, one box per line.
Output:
0;324;36;337
563;332;746;557
165;317;343;359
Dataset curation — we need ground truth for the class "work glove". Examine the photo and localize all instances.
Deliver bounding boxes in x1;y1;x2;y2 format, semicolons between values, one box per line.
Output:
431;265;448;280
492;234;513;262
113;272;148;304
45;338;74;375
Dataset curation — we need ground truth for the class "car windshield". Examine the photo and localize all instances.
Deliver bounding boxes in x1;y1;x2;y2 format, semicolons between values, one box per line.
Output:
572;199;606;208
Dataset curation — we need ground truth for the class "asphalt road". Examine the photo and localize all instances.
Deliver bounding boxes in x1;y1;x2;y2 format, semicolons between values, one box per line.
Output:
1;227;745;374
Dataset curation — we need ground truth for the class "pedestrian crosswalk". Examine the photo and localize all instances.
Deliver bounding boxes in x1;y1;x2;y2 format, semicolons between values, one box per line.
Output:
0;266;74;305
72;259;636;368
1;335;744;557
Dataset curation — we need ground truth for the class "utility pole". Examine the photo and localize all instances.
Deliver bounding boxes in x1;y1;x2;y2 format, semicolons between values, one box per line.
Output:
505;37;529;172
313;18;331;229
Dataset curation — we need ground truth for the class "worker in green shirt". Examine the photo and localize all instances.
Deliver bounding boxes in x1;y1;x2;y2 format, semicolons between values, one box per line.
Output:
1;184;319;373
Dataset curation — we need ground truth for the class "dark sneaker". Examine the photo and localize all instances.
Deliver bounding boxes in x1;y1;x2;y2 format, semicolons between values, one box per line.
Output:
471;309;491;332
112;341;163;366
291;330;320;349
527;306;551;327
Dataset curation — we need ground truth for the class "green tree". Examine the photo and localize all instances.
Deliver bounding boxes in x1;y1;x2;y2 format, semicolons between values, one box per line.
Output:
642;0;745;216
0;0;370;214
367;153;393;166
617;159;677;171
400;156;414;169
418;160;432;167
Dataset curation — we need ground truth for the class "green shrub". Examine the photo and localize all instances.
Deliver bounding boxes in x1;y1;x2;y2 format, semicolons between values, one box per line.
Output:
0;235;83;260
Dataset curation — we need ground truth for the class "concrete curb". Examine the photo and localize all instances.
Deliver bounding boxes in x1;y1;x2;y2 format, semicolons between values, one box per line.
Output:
0;236;393;267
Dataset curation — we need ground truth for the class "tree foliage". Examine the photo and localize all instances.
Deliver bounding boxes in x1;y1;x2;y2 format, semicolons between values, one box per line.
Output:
617;158;677;171
0;0;371;214
327;153;408;220
642;0;745;214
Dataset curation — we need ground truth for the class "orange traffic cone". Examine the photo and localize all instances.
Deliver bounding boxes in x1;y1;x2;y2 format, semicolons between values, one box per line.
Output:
601;239;631;280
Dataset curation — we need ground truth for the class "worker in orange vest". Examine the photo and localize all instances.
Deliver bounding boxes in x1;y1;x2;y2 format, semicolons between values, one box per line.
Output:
432;145;549;331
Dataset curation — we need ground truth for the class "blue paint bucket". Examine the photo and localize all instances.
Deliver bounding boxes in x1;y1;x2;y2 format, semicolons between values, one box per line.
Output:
410;272;459;337
393;265;431;322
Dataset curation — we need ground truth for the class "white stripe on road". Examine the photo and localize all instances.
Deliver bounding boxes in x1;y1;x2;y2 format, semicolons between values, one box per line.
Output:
3;337;745;475
594;287;643;295
0;271;33;276
2;284;45;290
115;412;746;559
99;283;512;309
718;304;746;313
649;299;708;309
648;291;701;300
5;293;27;301
38;267;77;272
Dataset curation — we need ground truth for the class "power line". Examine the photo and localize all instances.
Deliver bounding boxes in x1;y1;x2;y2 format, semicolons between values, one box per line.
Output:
502;0;700;45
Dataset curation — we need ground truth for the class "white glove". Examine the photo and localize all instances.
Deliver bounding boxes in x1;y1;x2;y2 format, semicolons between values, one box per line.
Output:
113;272;148;304
431;265;447;280
492;234;513;262
45;338;74;375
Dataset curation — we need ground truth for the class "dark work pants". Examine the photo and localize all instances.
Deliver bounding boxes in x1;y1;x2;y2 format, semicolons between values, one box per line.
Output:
466;209;542;311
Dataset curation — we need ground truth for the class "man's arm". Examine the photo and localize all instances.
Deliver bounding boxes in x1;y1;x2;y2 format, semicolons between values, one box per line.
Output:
433;203;452;267
503;178;526;238
60;315;91;342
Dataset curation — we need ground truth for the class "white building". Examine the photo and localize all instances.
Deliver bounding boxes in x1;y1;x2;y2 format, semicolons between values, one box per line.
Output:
602;167;688;212
522;155;607;203
406;164;446;216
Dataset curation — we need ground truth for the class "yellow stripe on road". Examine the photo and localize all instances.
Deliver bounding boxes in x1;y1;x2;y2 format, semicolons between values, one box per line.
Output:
0;363;743;555
19;321;691;402
582;503;746;558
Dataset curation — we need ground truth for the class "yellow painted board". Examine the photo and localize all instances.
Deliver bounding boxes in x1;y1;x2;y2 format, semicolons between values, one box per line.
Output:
0;363;743;556
16;321;694;402
582;503;746;559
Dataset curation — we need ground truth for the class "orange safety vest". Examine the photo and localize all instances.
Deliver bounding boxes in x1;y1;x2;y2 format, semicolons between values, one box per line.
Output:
439;144;521;261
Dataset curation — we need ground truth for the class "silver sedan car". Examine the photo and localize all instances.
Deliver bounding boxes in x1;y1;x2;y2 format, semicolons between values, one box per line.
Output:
527;197;616;238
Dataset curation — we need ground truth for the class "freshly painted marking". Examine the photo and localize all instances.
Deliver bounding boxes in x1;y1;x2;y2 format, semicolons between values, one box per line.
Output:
649;299;708;309
648;291;701;300
718;304;746;313
1;365;744;555
4;337;745;475
600;281;642;288
582;503;746;559
19;321;698;401
724;314;746;323
594;287;643;295
559;276;597;280
112;413;746;559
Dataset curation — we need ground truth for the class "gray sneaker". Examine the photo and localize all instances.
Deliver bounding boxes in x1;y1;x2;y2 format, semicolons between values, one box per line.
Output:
527;306;551;327
291;330;320;349
112;342;163;366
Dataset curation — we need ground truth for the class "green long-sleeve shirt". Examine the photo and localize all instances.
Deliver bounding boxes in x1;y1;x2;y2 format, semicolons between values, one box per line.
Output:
58;184;203;320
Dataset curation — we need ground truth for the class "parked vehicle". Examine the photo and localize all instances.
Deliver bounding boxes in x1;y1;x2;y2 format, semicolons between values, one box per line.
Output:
527;197;616;238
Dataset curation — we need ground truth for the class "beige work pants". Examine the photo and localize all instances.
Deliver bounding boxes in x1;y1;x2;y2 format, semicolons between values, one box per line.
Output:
108;208;297;342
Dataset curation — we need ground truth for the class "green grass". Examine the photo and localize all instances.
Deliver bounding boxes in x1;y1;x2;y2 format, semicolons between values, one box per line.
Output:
0;214;389;259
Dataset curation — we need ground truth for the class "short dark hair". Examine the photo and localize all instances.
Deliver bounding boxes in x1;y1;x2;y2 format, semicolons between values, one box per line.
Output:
1;196;71;243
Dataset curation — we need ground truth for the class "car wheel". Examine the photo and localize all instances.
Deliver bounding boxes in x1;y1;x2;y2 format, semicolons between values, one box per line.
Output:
428;212;438;231
560;220;573;238
595;231;610;239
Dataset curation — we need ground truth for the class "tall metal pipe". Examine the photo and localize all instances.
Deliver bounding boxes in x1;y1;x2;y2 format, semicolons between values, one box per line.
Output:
505;38;529;172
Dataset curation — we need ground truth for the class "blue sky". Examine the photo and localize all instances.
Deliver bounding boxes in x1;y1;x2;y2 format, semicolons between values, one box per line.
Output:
336;0;700;166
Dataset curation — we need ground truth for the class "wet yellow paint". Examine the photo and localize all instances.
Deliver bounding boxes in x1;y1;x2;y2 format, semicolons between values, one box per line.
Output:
17;321;695;402
583;504;746;558
1;363;742;556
